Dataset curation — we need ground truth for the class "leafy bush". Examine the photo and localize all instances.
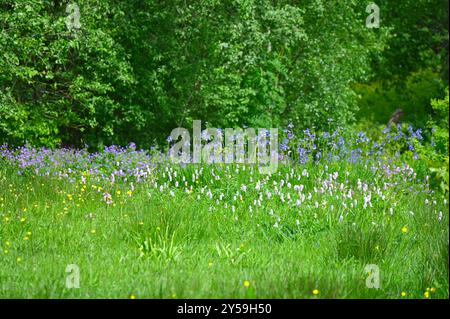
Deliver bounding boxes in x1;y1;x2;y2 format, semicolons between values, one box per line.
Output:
0;0;138;148
425;87;449;192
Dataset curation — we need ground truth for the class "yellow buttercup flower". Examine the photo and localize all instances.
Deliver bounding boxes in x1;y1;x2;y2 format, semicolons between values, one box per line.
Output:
312;289;319;295
243;280;250;288
401;226;408;234
401;291;407;297
424;291;430;298
130;294;136;299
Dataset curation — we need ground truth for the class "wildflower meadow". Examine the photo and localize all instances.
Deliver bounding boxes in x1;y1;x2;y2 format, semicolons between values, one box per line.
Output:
1;122;448;298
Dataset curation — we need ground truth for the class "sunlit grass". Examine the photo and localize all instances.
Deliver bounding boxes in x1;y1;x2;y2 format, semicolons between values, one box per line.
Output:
0;158;447;298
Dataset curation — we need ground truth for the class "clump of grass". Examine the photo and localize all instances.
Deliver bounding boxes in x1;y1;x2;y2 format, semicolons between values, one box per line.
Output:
335;223;388;263
134;226;181;261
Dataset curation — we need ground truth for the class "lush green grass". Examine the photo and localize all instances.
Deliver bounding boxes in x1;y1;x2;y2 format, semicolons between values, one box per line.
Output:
0;160;448;299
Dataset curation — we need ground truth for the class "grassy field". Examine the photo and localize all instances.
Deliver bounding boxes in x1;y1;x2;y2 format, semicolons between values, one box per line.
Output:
0;149;448;298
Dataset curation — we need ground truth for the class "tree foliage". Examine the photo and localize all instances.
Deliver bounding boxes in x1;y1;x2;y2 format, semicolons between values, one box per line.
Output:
0;0;446;148
373;0;449;82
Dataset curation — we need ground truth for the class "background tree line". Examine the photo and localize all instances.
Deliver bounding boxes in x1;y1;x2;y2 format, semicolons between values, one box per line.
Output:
0;0;448;148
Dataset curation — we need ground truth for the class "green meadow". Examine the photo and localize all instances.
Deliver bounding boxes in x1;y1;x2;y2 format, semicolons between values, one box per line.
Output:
1;157;448;298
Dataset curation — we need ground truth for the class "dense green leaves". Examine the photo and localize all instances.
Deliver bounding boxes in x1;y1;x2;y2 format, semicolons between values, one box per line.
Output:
372;0;449;81
0;0;447;148
0;0;136;147
136;0;388;131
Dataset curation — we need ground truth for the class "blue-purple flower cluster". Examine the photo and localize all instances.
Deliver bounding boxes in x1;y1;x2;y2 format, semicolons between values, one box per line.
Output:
0;124;431;185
